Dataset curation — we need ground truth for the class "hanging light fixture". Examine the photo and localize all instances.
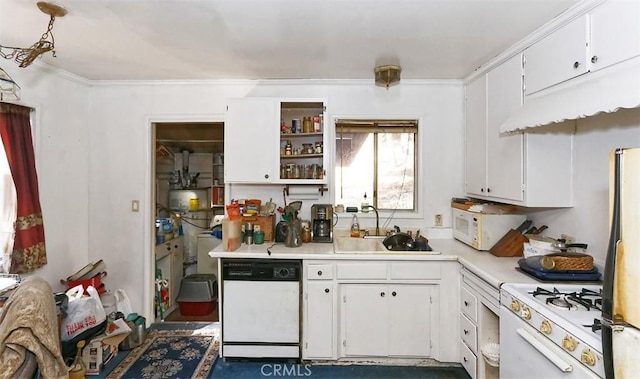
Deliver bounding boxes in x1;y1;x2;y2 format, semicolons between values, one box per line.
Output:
0;2;67;68
374;65;402;89
0;67;20;101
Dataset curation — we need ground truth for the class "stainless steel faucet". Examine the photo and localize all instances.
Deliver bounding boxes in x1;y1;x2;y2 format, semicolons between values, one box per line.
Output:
361;205;380;237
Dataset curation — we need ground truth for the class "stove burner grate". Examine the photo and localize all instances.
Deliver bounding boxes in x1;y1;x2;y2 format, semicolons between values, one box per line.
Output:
530;287;603;311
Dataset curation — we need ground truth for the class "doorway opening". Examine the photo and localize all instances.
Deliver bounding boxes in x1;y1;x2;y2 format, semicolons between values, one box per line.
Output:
152;121;224;323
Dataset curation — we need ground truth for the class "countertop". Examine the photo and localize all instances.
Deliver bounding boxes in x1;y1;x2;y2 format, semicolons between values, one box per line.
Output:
209;238;539;288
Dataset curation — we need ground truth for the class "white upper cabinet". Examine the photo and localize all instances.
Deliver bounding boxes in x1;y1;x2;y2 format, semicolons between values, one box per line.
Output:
486;55;525;202
524;15;589;95
464;75;488;198
465;54;574;207
225;98;328;184
589;0;640;72
225;98;278;183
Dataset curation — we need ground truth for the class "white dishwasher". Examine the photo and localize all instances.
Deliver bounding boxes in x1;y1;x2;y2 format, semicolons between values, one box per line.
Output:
221;259;301;359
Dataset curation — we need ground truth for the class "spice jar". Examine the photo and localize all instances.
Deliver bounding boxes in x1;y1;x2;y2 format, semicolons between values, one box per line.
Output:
302;143;314;154
315;141;323;154
284;140;292;155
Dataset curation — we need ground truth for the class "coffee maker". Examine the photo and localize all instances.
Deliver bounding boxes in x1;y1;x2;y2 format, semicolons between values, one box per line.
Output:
311;204;333;242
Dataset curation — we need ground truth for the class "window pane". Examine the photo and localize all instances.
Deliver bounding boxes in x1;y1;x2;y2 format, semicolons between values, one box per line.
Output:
377;133;414;210
335;133;373;207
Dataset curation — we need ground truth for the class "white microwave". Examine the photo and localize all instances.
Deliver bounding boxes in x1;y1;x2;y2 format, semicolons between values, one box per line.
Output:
452;208;526;251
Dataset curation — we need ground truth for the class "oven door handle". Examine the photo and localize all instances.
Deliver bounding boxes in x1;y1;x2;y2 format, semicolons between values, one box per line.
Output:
517;328;573;372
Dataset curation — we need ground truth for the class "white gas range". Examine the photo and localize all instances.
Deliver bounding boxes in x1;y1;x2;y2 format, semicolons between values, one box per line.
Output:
500;282;604;379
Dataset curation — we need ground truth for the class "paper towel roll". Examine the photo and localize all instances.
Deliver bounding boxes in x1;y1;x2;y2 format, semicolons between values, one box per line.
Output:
287;185;321;200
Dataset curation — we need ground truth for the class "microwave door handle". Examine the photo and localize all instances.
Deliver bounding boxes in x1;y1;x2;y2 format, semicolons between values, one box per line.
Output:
517;328;574;373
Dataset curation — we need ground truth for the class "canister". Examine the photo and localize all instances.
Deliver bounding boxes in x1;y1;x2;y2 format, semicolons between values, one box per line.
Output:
291;119;301;133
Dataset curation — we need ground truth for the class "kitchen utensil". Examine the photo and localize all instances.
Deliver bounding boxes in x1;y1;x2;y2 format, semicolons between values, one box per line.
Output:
552;239;589;252
515;219;533;233
532;225;548;234
383;233;414;250
524;226;537;234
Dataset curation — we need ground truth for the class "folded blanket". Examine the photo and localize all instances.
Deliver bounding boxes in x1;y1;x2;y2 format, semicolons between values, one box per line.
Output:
0;276;68;379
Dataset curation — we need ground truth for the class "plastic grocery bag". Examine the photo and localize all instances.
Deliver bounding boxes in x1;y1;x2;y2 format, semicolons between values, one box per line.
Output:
61;285;107;341
114;288;133;316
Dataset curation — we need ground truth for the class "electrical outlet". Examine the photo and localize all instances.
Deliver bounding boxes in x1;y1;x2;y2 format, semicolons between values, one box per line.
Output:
435;214;443;227
561;234;575;244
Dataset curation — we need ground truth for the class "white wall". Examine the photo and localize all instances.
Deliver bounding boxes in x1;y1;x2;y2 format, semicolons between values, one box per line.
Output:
527;108;640;264
4;64;637;318
3;64;92;289
87;80;465;318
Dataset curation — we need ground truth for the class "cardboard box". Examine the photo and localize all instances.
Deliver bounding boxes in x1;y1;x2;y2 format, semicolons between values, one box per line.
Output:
83;332;129;375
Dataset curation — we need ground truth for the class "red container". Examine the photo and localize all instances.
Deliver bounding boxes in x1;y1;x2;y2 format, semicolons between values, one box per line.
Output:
67;272;106;295
177;300;215;316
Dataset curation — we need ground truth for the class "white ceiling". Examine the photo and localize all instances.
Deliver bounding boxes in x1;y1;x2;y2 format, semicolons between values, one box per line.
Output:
0;0;580;81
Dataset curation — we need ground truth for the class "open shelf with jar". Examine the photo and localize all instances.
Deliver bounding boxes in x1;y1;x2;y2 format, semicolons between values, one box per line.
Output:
279;101;326;182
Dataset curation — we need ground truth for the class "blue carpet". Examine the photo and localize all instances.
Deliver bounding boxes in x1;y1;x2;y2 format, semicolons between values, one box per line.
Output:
97;323;470;379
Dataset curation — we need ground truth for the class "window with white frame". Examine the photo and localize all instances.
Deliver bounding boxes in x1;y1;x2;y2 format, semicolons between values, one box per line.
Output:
334;119;417;212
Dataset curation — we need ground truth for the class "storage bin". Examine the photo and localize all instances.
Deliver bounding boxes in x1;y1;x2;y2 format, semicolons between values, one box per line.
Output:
241;215;275;242
176;275;217;316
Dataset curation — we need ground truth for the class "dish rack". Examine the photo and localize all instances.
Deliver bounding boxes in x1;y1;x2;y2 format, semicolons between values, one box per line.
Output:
481;342;500;367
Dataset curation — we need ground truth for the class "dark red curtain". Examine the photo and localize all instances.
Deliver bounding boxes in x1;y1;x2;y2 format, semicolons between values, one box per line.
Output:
0;103;47;273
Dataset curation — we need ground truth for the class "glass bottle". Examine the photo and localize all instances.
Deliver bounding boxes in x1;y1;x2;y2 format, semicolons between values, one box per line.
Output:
350;214;361;237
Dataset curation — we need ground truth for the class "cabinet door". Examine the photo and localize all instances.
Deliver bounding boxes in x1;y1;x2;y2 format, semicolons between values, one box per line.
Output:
342;284;388;356
303;282;335;359
486;54;524;202
524;15;589;95
224;98;278;183
465;75;488;197
589;0;640;72
388;284;432;357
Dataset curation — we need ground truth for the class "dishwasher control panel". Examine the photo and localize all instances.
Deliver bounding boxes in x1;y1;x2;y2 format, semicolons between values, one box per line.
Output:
222;259;300;281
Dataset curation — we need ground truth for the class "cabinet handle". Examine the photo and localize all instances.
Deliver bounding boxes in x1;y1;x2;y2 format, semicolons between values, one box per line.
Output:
264;174;269;179
464;301;469;306
486;188;491;193
392;291;397;297
380;292;385;297
480;188;484;192
324;288;330;293
573;61;580;69
166;246;171;251
591;55;599;64
317;270;322;276
463;357;468;363
174;245;178;249
464;329;469;335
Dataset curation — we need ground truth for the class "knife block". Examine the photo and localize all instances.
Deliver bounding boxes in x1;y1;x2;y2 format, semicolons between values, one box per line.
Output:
490;229;528;257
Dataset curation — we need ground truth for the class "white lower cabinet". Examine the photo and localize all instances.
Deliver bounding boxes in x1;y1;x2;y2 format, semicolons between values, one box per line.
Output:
459;268;500;379
302;260;459;362
342;283;432;357
303;281;335;359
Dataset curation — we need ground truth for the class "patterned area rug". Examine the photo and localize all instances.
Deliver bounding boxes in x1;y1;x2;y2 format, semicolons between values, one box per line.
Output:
106;329;219;379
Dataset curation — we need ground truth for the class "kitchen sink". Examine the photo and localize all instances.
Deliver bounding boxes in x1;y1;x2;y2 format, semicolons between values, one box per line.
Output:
333;236;440;255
